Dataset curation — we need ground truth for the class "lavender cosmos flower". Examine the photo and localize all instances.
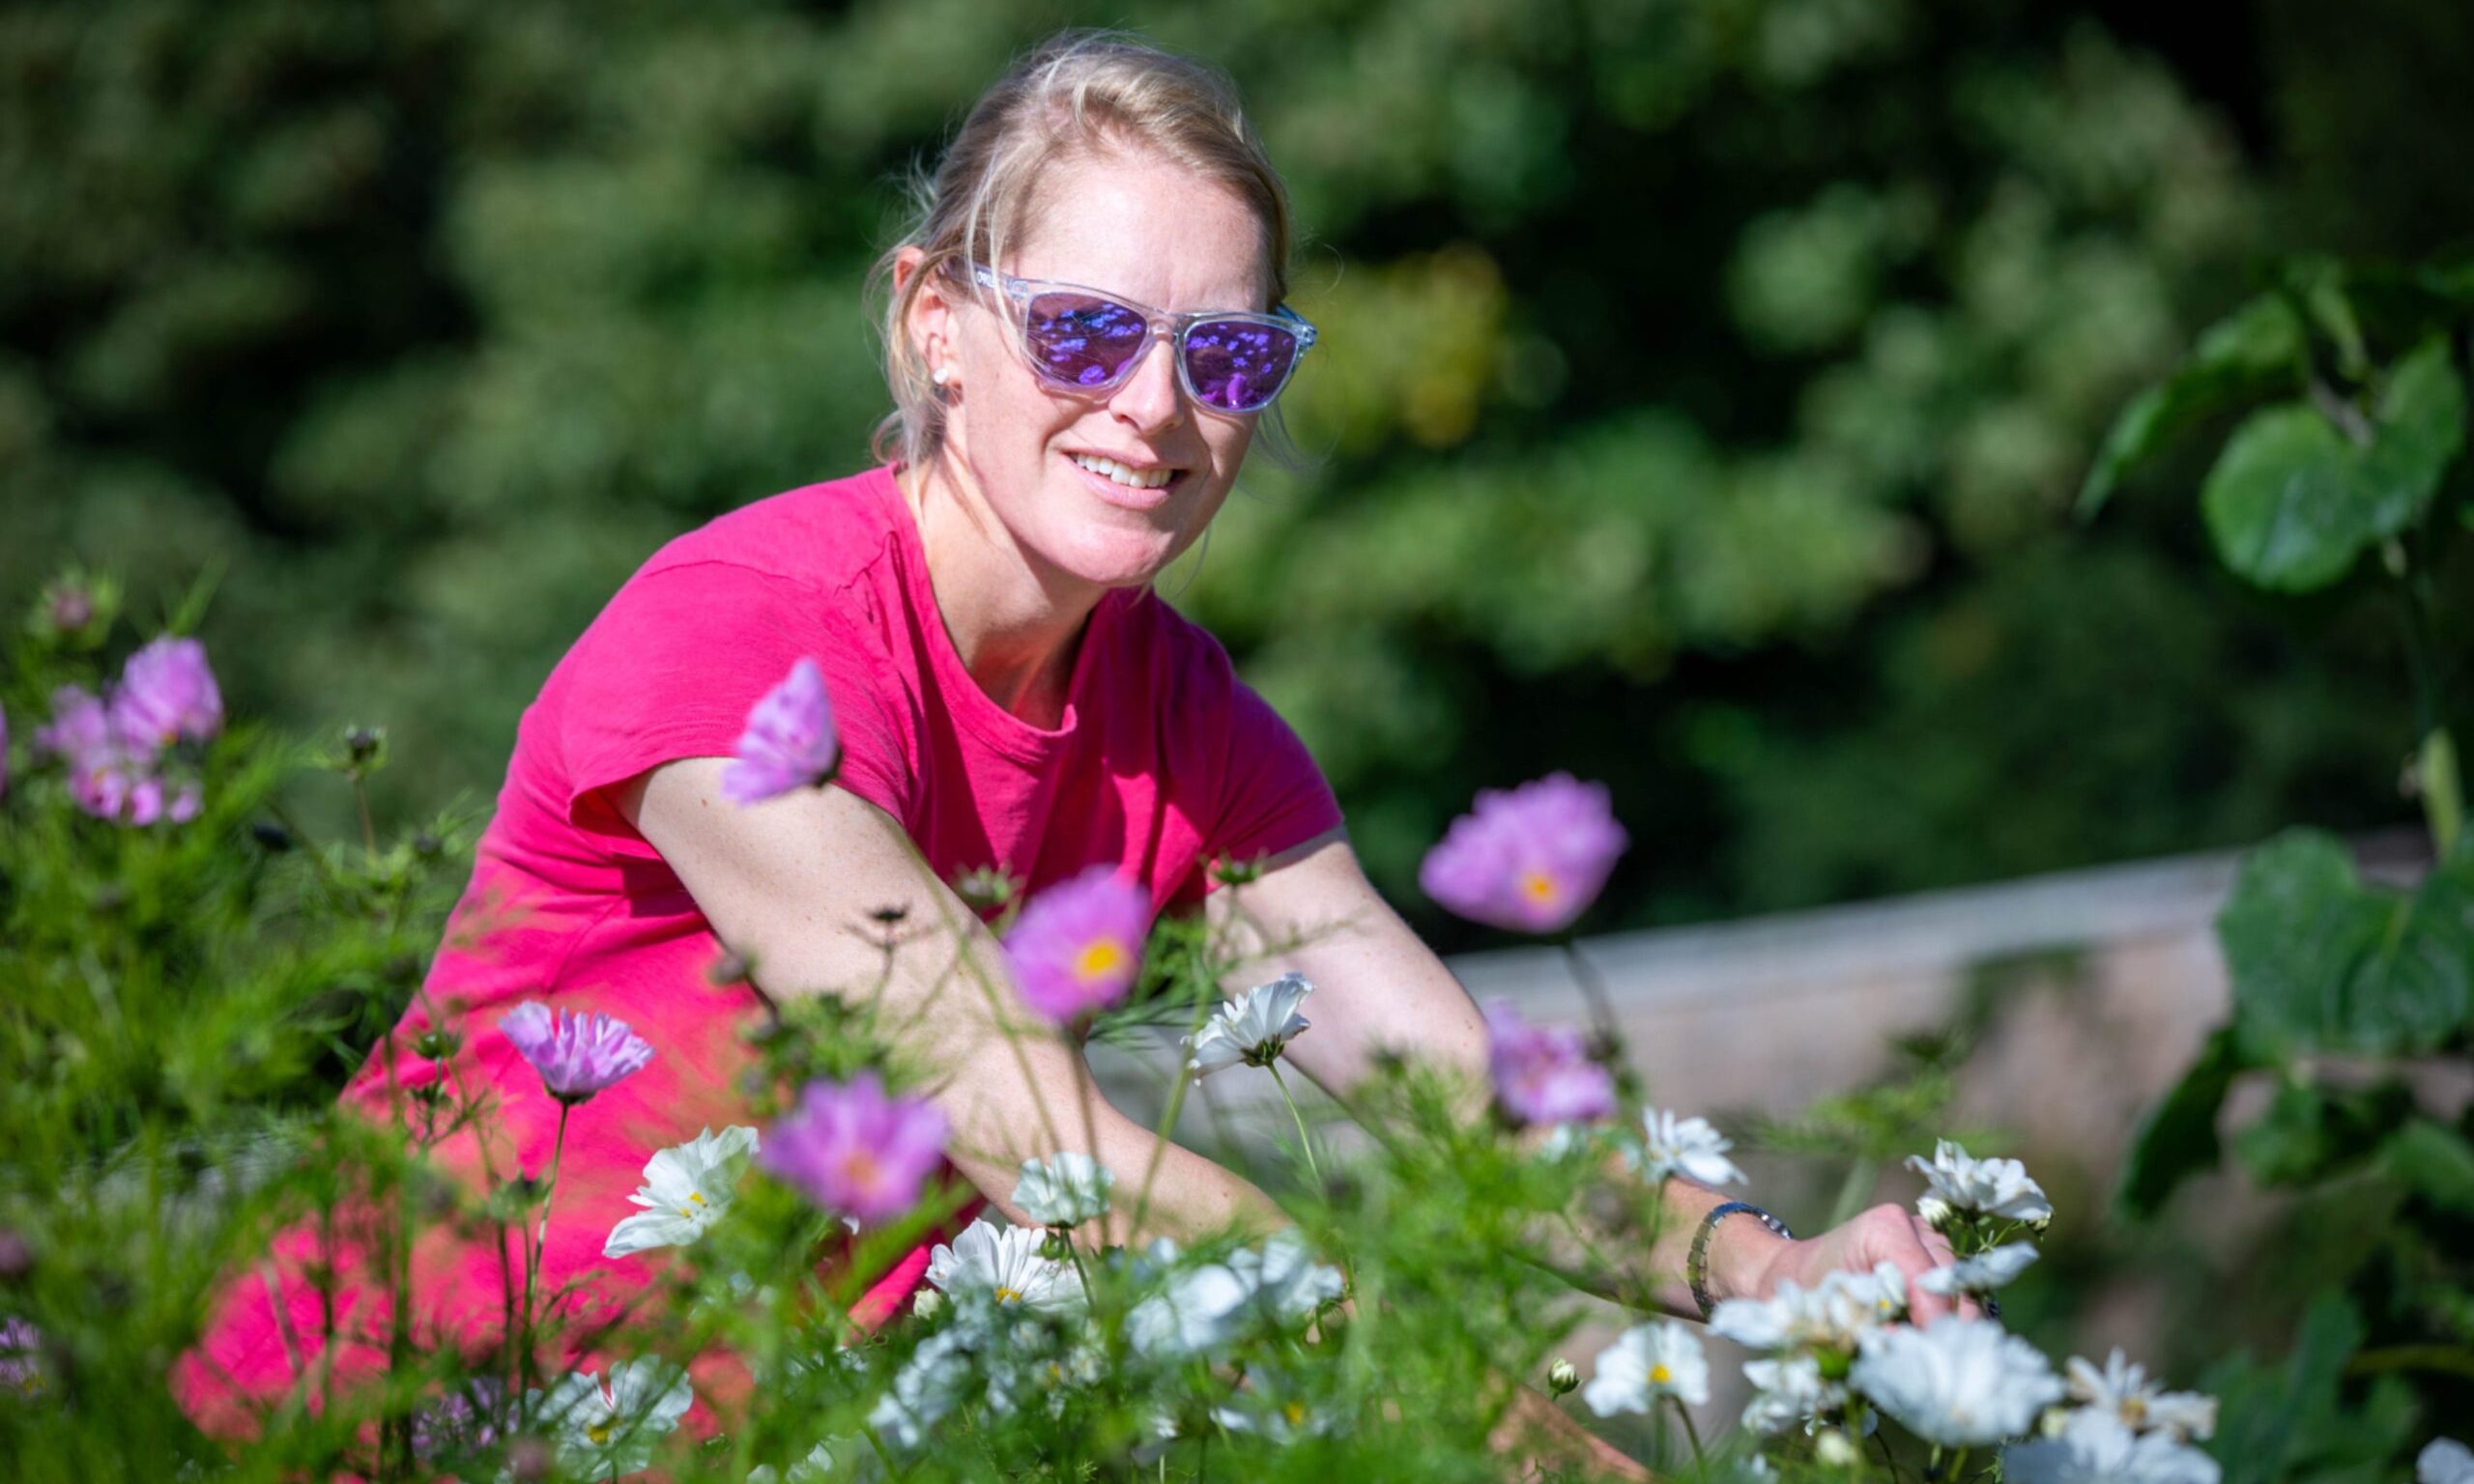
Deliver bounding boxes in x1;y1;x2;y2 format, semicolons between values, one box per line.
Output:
1003;865;1151;1022
111;635;223;748
1483;999;1615;1126
35;685;152;823
499;1001;654;1104
1420;773;1628;933
761;1071;949;1225
1;1317;43;1397
722;657;840;805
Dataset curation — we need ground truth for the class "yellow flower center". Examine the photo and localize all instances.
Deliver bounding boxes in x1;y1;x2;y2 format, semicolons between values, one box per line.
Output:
1518;871;1560;905
588;1419;614;1445
1283;1402;1308;1426
994;1285;1023;1305
1074;938;1127;981
1650;1363;1672;1384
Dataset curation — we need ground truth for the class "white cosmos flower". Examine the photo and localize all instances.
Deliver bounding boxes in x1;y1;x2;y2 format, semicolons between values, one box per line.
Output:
1582;1320;1710;1415
1185;972;1314;1075
1211;1364;1333;1443
604;1126;761;1258
1710;1263;1909;1354
866;1328;972;1451
747;1440;871;1484
1124;1230;1345;1358
1626;1109;1747;1186
2003;1408;2222;1484
2064;1348;2216;1441
1228;1229;1346;1326
1851;1318;2063;1446
531;1358;693;1477
2421;1440;2474;1484
925;1220;1084;1316
1013;1153;1114;1229
1740;1353;1848;1436
1907;1139;2053;1228
1915;1241;2040;1299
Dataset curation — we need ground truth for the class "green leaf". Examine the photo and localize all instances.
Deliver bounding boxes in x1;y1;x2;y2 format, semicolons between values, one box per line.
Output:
2385;1118;2474;1215
2232;1076;2412;1186
2201;403;2381;590
2291;261;2371;381
2206;1291;2363;1484
2116;1024;2245;1218
2360;335;2468;538
2076;296;2305;519
2217;829;2474;1061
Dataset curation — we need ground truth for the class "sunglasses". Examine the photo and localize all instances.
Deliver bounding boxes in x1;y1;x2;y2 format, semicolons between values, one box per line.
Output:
956;261;1318;414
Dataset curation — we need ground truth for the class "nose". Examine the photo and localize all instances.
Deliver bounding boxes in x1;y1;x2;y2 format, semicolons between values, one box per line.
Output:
1108;326;1187;437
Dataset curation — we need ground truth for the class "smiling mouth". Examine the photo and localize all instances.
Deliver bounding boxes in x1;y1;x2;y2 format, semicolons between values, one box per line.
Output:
1069;452;1181;490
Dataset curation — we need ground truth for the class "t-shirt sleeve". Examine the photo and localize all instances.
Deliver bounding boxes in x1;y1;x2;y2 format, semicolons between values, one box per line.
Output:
1205;676;1345;887
552;561;911;828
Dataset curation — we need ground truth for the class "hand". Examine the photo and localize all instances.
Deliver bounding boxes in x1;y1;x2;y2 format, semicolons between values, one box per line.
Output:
1734;1202;1978;1327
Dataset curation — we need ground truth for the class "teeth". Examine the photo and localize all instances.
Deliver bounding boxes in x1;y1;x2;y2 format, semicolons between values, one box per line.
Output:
1072;453;1175;490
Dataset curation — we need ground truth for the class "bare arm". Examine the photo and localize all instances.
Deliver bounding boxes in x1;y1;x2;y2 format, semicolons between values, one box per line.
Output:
616;759;1280;1247
1203;828;1973;1324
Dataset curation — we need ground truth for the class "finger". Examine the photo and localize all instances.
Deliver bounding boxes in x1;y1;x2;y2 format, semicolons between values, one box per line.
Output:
1901;1212;1959;1327
1912;1222;1982;1322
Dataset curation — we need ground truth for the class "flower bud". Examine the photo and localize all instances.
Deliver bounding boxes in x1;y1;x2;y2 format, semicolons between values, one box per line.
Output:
952;866;1019;913
1546;1357;1578;1396
1915;1194;1954;1233
1210;853;1266;887
341;725;387;772
413;1029;458;1061
911;1290;944;1323
1816;1428;1861;1467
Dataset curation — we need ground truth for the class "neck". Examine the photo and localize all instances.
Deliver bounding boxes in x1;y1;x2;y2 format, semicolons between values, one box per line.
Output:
903;457;1104;724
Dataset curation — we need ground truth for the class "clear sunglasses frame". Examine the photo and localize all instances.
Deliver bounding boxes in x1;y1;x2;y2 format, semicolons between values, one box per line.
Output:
956;260;1318;414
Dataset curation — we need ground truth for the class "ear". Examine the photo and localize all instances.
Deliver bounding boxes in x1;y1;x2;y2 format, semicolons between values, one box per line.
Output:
893;246;955;379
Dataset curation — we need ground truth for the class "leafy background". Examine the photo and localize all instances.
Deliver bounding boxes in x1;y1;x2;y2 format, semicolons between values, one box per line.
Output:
3;0;2469;953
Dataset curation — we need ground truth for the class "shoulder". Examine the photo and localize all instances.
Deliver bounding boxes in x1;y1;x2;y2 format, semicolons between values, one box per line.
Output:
634;465;906;605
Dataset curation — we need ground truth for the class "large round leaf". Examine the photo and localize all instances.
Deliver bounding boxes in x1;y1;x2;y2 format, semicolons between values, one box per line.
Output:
2201;404;2378;591
2362;335;2467;538
2218;829;2474;1062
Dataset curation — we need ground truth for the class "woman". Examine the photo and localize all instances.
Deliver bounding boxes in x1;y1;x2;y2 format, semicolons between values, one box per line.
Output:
178;29;1965;1447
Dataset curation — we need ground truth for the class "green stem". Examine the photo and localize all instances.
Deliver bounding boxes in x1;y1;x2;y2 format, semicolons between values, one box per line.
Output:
1132;930;1224;1237
1266;1062;1325;1191
519;1100;573;1406
1668;1395;1705;1466
2400;558;2460;859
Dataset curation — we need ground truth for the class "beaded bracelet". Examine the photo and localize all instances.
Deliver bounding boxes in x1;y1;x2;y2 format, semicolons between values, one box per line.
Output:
1687;1200;1793;1320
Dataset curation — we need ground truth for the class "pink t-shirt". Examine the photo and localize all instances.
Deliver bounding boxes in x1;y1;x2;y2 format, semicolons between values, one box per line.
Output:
176;465;1342;1434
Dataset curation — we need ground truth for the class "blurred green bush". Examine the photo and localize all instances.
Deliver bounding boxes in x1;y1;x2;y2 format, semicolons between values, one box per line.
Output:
2;0;2467;944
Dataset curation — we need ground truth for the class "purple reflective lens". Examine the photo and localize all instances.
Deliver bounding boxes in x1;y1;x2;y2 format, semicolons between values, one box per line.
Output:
1023;291;1149;387
1184;319;1299;412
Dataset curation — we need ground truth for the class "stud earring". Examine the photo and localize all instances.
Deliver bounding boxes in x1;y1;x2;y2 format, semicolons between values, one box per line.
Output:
931;365;953;386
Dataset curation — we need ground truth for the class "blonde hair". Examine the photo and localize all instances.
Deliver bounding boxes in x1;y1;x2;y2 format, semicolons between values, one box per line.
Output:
869;31;1296;471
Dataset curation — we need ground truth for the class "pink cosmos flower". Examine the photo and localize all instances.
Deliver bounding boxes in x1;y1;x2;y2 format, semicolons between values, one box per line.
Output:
722;657;841;805
36;685;152;823
1002;866;1151;1022
111;636;223;749
1483;999;1615;1127
499;1001;654;1105
761;1070;949;1225
1420;773;1629;934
